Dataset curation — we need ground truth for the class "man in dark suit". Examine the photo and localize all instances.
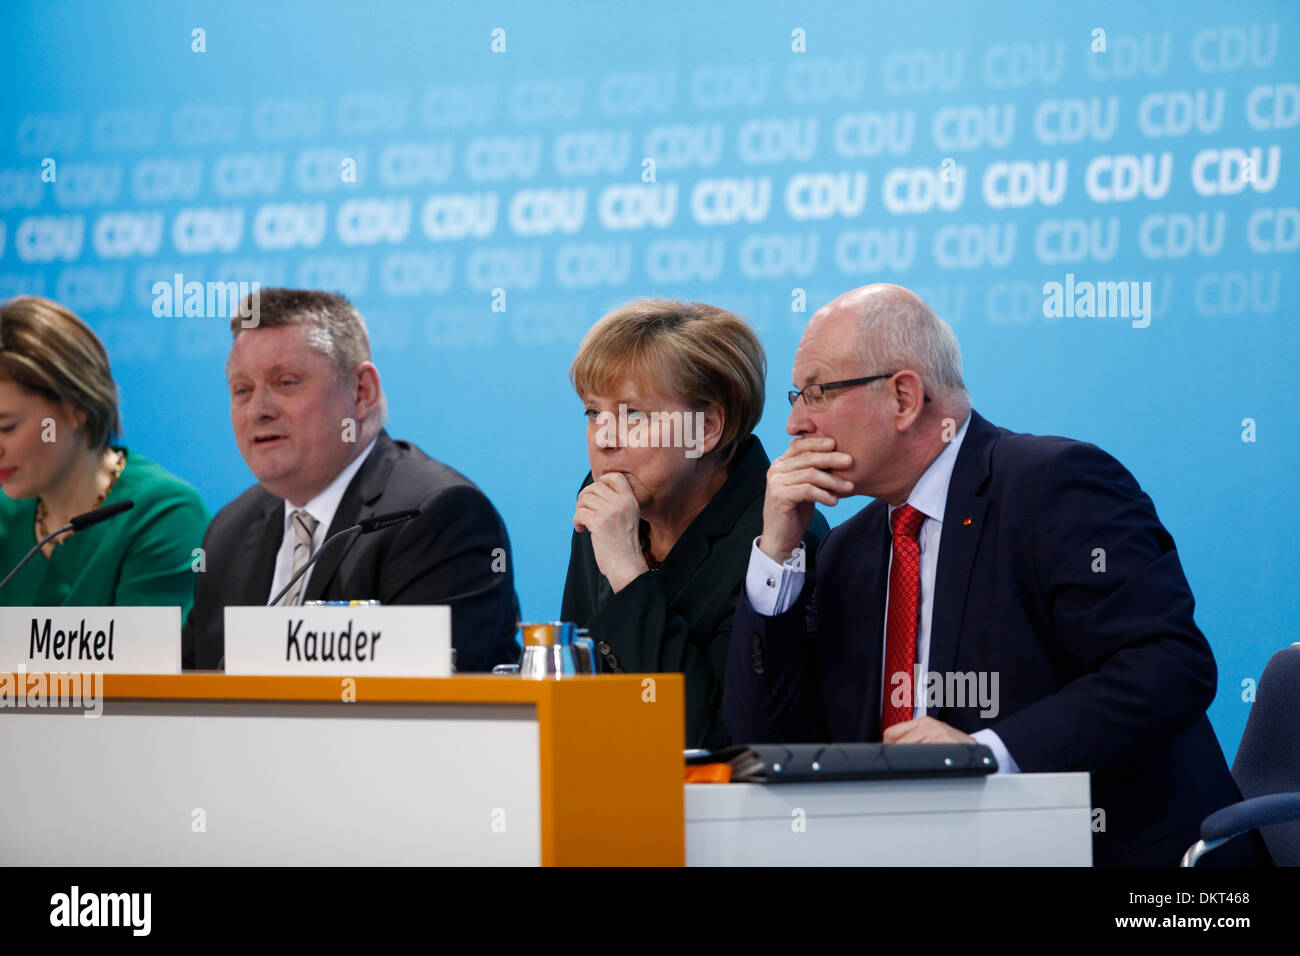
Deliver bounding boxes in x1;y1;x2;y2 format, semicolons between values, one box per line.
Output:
724;283;1269;866
182;289;518;672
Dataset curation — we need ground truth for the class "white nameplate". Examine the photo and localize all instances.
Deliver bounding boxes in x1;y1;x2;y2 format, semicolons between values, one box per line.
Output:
223;605;451;676
0;606;182;674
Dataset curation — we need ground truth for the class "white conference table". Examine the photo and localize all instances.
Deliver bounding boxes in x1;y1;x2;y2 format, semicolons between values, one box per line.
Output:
685;773;1093;866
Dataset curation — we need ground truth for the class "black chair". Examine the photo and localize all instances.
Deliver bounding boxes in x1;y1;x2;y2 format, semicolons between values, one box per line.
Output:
1182;644;1300;866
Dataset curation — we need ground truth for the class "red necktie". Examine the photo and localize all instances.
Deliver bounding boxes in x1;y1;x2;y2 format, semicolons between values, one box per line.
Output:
882;503;926;732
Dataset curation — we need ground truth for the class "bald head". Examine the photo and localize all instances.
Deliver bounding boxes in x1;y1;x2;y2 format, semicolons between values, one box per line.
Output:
808;284;969;411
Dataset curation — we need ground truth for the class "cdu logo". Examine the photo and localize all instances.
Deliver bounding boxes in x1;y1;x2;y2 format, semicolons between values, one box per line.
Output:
1085;32;1171;79
465;136;542;182
555;241;633;288
644;123;724;170
597;183;678;231
553;131;630;176
982;42;1065;88
17;112;82;156
787;171;869;220
133;157;203;203
1033;98;1119;146
738;233;818;280
55;266;123;313
1245;207;1300;254
379;251;455;296
833;110;915;158
1035;218;1120;265
172;207;245;256
982;160;1068;210
933;104;1014;151
379;142;455;187
1190;146;1281;196
253;98;323;141
421;193;498;241
52;163;123;209
1084;153;1173;203
252;202;328;251
933;223;1016;270
1246;83;1300;130
337;198;413;246
0;169;42;210
881;166;963;215
1138;212;1225;259
598;72;675;116
337;92;410;136
1193;270;1281;317
645;238;725;283
172;104;241;146
1191;24;1278;72
466;246;543;291
509;79;584;123
691;177;771;226
690;65;769;110
297;256;368;297
737;117;817;165
785;58;868;103
883;49;962;95
508;188;587;237
93;108;160;151
212;152;285;198
834;228;917;274
420;84;497;129
15;215;85;263
1137;90;1224;138
296;147;362;192
92;212;163;259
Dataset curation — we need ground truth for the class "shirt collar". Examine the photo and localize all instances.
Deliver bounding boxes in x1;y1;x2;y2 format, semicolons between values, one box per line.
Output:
282;436;379;533
888;413;971;524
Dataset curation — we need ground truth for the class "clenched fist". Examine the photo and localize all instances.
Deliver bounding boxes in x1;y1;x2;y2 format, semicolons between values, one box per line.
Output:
758;436;854;563
574;472;650;593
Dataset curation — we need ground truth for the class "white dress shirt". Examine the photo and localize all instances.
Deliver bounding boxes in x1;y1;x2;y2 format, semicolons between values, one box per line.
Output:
267;437;379;605
743;415;1020;773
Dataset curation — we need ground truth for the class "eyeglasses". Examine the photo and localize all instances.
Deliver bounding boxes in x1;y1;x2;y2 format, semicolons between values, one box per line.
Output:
787;372;931;410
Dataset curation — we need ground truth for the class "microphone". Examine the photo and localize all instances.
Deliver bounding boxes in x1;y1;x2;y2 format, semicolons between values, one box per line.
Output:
265;508;420;608
0;499;136;591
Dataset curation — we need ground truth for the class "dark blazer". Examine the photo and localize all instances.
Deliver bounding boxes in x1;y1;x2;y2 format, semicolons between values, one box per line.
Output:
724;410;1269;866
183;431;520;672
562;436;829;751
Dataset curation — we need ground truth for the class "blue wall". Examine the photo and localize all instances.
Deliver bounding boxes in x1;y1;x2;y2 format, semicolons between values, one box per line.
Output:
3;0;1297;761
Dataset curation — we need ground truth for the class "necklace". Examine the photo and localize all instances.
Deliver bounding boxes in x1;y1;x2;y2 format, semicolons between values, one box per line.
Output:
35;449;127;547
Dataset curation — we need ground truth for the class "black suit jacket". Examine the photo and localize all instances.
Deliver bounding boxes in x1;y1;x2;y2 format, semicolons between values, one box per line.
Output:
562;436;830;750
724;411;1270;866
183;431;520;672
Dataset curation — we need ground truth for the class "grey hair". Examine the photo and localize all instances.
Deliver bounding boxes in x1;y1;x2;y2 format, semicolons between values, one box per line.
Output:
852;289;969;407
228;288;388;427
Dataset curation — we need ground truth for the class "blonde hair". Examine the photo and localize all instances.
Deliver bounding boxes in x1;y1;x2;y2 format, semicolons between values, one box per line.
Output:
570;298;766;467
0;295;121;448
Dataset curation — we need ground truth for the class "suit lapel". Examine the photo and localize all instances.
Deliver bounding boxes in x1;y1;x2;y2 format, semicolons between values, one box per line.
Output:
240;495;284;605
927;411;998;689
626;436;770;605
856;504;891;742
303;432;398;601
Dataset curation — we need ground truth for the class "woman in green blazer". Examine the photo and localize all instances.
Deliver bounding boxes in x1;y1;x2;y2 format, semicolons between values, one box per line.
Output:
561;299;829;750
0;296;209;616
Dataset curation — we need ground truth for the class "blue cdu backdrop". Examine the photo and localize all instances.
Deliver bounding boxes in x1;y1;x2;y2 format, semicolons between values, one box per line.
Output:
2;0;1296;761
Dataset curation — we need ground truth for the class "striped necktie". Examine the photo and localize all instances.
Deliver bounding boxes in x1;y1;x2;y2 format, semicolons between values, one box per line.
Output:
282;509;319;607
